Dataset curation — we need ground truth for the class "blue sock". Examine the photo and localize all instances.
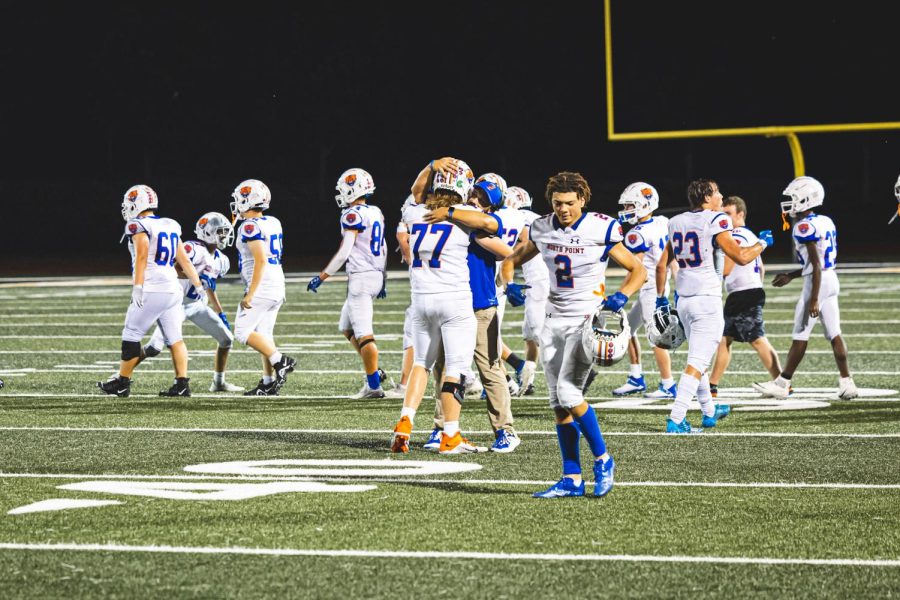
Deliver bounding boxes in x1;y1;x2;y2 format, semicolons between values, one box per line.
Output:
366;371;381;389
572;405;607;458
556;422;582;476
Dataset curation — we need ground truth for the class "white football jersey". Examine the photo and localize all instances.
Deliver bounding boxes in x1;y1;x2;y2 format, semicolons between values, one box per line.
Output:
340;203;387;274
520;209;550;284
726;227;763;293
236;215;285;300
792;213;838;276
124;216;182;295
529;212;624;317
668;209;733;297
407;204;475;294
396;196;417;234
623;215;670;291
494;207;526;250
180;241;230;305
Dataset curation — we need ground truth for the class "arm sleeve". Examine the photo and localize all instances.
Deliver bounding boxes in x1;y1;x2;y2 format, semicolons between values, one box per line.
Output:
323;230;357;276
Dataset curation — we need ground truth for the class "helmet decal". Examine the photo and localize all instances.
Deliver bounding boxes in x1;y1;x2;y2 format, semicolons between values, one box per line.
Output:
240;186;252;198
345;174;357;186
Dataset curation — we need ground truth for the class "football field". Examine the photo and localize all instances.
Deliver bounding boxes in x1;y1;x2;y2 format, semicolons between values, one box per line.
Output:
1;270;899;598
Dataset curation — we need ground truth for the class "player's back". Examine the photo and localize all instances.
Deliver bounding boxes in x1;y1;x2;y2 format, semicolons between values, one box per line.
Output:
669;209;733;297
519;209;550;283
726;226;762;293
341;203;387;274
793;213;838;275
624;215;669;290
126;215;182;294
495;206;526;250
407;204;474;295
236;215;285;299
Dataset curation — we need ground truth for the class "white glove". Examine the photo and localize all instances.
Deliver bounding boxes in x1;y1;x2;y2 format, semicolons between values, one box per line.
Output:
131;284;144;308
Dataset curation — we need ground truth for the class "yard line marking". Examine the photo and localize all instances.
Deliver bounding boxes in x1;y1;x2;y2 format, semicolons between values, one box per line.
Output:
3;319;900;327
8;368;900;375
6;333;900;340
0;542;897;567
9;349;900;355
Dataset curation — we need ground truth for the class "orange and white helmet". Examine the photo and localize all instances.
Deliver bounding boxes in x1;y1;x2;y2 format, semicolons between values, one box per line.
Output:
781;176;824;218
582;307;630;367
335;168;376;208
231;179;271;218
121;185;159;221
195;212;235;249
505;186;532;210
432;160;475;201
618;182;659;224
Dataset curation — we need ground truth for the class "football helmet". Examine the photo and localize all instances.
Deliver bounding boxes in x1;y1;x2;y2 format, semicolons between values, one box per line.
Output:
618;182;659;224
230;179;271;218
335;168;376;209
781;176;824;218
894;174;900;201
475;172;508;197
195;212;235;249
121;185;158;221
505;186;532;210
582;307;630;367
432;160;475;201
647;306;686;350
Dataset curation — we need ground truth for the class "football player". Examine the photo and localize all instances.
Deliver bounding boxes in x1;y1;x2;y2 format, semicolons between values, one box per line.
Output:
612;182;677;399
231;179;297;396
98;185;203;398
709;196;781;394
664;179;772;433
124;212;243;393
752;176;857;400
307;168;396;399
891;174;900;224
500;172;647;498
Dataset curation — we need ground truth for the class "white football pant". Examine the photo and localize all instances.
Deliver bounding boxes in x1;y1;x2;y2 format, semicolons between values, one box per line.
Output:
338;271;383;338
234;296;283;344
122;291;182;346
677;294;725;373
792;270;842;341
147;301;233;352
540;315;593;410
411;291;476;380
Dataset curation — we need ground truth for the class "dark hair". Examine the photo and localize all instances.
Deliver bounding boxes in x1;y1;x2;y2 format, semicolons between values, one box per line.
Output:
687;179;718;208
545;171;591;205
471;186;493;210
723;195;747;217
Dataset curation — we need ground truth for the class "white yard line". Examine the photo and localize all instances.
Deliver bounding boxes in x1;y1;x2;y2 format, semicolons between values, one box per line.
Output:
3;319;900;327
6;368;900;375
5;349;900;355
8;332;899;339
0;542;896;567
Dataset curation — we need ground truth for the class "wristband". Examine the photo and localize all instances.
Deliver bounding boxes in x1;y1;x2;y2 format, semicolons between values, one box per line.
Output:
448;207;455;220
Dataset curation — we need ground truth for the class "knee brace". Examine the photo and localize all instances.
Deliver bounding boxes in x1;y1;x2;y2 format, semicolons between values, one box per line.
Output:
358;338;376;350
142;344;162;358
441;381;465;404
121;341;143;361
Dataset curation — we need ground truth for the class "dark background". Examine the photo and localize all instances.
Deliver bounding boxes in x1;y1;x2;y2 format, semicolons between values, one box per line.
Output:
2;0;898;274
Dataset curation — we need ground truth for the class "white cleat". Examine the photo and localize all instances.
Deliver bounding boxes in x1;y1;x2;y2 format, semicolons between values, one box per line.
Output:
209;380;245;393
752;379;791;400
464;375;484;397
517;361;536;397
351;385;386;400
383;384;406;399
838;377;859;400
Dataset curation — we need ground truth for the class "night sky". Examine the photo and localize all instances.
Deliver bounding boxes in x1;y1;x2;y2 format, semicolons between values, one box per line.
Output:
2;1;897;271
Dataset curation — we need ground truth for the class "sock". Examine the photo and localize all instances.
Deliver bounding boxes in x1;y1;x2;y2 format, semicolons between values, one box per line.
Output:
670;372;700;423
572;405;607;458
661;378;675;388
263;375;275;385
697;373;715;417
629;364;642;378
400;406;416;422
213;372;225;385
775;375;791;387
444;421;459;437
366;371;381;390
268;351;283;366
506;353;525;373
840;376;853;385
556;421;582;476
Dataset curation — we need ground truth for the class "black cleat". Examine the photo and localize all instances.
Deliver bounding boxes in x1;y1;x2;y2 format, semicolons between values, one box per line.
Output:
159;377;191;397
272;355;297;389
244;379;278;396
98;376;131;397
523;383;535;396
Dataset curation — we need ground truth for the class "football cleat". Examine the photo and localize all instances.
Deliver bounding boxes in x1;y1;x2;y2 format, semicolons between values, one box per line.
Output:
272;355;297;389
593;456;615;497
518;361;536;396
159;378;191;397
464;375;484;397
533;477;585;499
523;383;535;396
209;380;244;393
613;375;646;396
97;375;130;398
352;385;385;400
439;432;487;454
582;368;598;394
838;377;859;400
701;404;731;428
391;416;412;454
383;383;406;399
423;428;442;451
244;379;278;396
666;418;701;434
490;430;521;453
644;382;677;399
377;368;396;390
752;379;791;400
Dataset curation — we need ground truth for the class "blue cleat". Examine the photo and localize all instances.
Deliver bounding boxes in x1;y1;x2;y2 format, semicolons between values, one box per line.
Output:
644;382;677;399
701;404;731;428
613;375;646;396
422;428;442;451
666;418;702;434
533;477;585;499
593;456;615;497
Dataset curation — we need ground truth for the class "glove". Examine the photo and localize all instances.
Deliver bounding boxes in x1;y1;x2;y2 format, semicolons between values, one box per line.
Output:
602;291;628;312
131;284;144;308
218;312;230;329
655;295;670;309
200;273;216;291
758;229;774;250
377;277;387;299
307;275;323;293
505;282;530;307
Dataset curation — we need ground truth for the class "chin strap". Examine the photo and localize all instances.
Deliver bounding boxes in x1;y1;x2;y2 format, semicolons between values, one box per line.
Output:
781;212;791;231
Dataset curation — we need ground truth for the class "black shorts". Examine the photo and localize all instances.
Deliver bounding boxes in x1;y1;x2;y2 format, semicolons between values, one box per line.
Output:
723;288;766;343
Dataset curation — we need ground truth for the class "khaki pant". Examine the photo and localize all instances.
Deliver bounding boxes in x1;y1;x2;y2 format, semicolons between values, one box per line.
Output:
432;306;514;433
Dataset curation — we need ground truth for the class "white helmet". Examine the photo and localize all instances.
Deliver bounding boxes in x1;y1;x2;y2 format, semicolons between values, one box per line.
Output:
647;306;686;350
195;212;235;249
121;185;158;221
781;176;824;218
231;179;271;218
433;160;475;201
476;173;508;198
335;168;376;208
618;182;659;224
505;186;532;210
582;307;630;367
894;174;900;201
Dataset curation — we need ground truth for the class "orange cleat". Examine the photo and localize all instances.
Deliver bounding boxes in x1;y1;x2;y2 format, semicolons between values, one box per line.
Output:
439;431;487;455
390;416;412;453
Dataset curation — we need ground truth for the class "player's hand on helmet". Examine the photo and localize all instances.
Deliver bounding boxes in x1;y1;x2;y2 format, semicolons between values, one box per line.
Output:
772;273;792;288
377;276;387;300
758;229;774;250
655;295;670;310
505;282;530;307
431;157;460;174
307;275;323;293
602;291;628;313
423;207;449;224
218;312;231;329
131;284;144;308
240;293;253;310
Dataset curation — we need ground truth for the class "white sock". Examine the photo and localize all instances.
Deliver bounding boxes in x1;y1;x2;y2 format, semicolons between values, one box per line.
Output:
661;378;675;388
400;406;416;422
268;352;283;366
263;375;275;385
213;372;225;385
670;373;700;423
840;376;853;385
775;375;791;388
444;421;460;437
629;364;642;378
697;373;715;417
